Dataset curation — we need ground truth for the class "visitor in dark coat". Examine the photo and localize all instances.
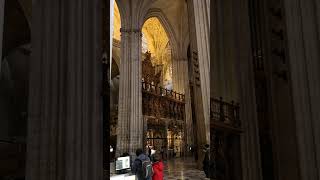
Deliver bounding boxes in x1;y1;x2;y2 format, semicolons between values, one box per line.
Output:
132;149;152;180
202;144;210;178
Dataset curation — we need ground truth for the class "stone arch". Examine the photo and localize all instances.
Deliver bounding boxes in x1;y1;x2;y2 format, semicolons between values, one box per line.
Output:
142;8;179;60
114;0;128;28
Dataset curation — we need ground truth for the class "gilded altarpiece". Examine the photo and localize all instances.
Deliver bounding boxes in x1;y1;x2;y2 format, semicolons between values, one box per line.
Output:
142;52;185;156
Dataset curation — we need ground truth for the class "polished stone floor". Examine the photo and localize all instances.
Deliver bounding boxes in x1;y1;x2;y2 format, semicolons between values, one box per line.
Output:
163;157;210;180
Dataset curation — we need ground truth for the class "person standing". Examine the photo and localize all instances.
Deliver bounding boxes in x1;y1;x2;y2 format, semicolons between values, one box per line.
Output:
160;146;164;160
202;144;211;178
148;146;152;158
132;149;152;180
152;152;164;180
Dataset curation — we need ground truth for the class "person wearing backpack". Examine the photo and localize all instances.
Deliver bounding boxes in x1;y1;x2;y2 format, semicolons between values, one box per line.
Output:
132;148;153;180
151;152;164;180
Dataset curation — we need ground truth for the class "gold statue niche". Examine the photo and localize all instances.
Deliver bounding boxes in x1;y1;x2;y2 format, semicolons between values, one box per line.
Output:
142;51;162;86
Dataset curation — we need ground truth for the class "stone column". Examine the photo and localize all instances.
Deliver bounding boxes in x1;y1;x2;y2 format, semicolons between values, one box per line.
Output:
117;27;143;156
172;58;193;146
210;0;263;179
116;29;131;156
210;0;240;102
172;58;186;94
26;1;102;180
283;0;320;179
184;87;193;147
192;0;210;142
0;0;5;74
232;0;263;179
129;29;143;155
186;0;209;168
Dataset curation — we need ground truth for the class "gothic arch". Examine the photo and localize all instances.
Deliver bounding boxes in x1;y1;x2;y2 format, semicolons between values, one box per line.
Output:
114;0;126;28
142;8;179;60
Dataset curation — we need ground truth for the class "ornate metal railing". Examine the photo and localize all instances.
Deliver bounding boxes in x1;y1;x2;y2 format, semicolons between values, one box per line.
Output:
210;97;241;131
142;81;185;120
211;98;242;180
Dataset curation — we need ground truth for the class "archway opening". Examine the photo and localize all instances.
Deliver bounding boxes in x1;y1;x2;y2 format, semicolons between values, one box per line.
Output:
141;17;185;159
142;17;172;89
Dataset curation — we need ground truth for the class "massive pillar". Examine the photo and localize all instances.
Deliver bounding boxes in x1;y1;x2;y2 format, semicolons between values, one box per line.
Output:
0;0;5;73
192;0;210;142
26;1;102;179
186;0;209;168
233;0;263;179
116;28;131;156
128;28;143;155
211;0;263;179
210;0;239;102
284;0;320;179
116;6;143;156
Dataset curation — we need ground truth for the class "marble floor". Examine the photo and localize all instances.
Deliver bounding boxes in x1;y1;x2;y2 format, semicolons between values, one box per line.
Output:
163;157;210;180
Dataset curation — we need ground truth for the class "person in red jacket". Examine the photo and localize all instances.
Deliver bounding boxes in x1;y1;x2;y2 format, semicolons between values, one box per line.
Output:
151;152;164;180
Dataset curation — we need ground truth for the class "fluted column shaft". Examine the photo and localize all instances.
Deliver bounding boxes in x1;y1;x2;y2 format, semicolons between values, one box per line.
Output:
129;29;143;155
192;0;210;142
284;0;320;179
26;1;102;180
116;29;131;156
117;27;143;156
186;0;209;168
172;59;186;94
210;0;263;179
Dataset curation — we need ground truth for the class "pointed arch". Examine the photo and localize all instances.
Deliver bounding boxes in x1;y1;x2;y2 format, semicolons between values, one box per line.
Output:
114;0;126;27
142;8;179;60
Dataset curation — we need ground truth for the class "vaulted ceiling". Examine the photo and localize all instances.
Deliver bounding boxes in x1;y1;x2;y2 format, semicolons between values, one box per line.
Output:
142;17;172;83
113;0;189;83
114;0;189;59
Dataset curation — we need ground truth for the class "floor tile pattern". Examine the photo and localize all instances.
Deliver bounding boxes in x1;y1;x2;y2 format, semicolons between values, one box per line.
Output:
164;157;210;180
